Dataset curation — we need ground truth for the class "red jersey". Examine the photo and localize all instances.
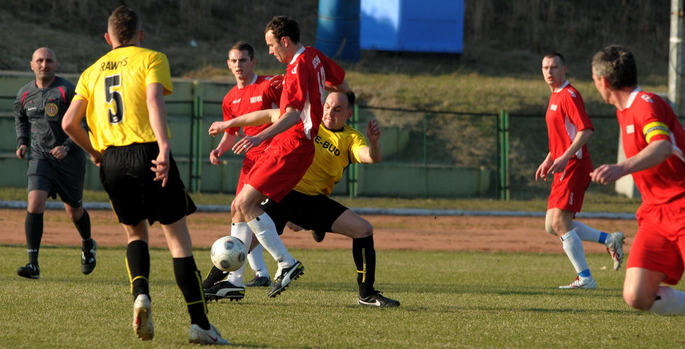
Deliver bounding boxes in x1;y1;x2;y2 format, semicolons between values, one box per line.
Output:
222;75;282;157
617;89;685;205
545;81;594;160
277;46;345;141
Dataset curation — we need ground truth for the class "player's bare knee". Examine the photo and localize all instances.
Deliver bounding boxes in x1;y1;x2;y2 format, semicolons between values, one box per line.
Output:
66;206;84;222
359;221;373;238
623;290;653;311
338;214;372;238
231;198;249;219
544;223;556;236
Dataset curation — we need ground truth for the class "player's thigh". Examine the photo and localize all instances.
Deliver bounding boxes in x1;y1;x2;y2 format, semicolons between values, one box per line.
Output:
331;209;372;238
26;159;57;198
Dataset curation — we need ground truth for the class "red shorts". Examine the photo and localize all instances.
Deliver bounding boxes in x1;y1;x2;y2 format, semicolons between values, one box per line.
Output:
627;199;685;285
236;151;263;195
547;158;592;212
244;136;314;202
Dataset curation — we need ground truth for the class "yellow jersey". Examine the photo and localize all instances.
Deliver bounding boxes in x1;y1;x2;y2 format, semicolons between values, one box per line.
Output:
294;124;367;195
74;45;173;152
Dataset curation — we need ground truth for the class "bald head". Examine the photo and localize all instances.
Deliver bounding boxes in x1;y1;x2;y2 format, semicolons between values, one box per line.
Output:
30;47;58;87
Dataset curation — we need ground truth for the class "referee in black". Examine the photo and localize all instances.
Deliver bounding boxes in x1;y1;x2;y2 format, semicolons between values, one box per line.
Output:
14;47;96;279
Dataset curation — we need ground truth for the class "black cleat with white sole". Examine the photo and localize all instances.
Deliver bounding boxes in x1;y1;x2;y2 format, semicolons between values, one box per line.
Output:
358;290;400;307
268;261;304;298
204;281;245;302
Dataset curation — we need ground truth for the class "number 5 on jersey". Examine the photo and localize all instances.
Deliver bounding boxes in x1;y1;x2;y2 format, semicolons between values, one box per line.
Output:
105;74;123;124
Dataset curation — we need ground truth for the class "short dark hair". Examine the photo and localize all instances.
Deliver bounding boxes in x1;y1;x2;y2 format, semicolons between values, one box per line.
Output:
230;41;255;60
108;6;140;44
265;16;300;43
591;45;638;89
344;91;356;108
543;52;566;65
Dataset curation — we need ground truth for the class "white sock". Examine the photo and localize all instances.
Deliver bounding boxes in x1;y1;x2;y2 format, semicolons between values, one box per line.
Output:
248;244;269;278
570;221;603;243
561;229;590;276
224;222;253;287
650;286;685;315
247;212;295;270
227;265;246;287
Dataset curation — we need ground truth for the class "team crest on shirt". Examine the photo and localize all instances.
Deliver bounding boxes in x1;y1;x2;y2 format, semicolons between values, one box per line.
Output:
626;125;635;134
45;102;58;117
641;94;654;103
550;104;558;111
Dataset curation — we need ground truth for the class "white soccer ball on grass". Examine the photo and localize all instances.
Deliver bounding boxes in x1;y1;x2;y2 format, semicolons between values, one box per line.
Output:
210;236;247;272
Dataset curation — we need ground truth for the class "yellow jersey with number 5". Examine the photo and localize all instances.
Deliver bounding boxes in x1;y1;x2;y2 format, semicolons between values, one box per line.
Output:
74;45;173;152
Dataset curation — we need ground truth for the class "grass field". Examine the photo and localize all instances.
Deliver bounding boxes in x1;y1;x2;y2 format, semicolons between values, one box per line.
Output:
0;186;643;213
2;245;683;348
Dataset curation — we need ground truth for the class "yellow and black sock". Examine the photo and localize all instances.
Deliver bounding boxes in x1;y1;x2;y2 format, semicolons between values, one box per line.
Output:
126;240;150;300
353;235;376;298
174;256;210;330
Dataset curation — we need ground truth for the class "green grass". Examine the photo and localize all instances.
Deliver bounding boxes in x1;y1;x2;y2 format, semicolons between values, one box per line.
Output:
0;186;641;213
2;245;683;348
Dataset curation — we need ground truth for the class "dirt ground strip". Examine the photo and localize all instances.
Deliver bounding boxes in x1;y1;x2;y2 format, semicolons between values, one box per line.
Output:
0;208;638;253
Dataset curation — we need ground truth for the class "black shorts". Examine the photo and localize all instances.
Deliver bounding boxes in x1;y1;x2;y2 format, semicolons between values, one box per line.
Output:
27;150;86;208
99;142;196;226
261;190;348;235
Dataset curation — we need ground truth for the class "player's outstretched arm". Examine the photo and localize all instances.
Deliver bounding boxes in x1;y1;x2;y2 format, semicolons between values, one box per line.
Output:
590;139;672;185
325;80;350;93
232;106;299;154
208;108;279;137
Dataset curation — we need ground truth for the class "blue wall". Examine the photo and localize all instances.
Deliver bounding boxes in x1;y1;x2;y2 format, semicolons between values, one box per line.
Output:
360;0;465;53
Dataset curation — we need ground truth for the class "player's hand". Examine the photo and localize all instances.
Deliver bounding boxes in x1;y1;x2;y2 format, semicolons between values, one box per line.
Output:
208;121;228;137
232;136;261;155
49;145;68;160
209;148;222;165
89;152;102;166
16;145;28;159
535;163;549;181
590;164;624;185
366;119;381;142
151;151;170;187
547;156;569;179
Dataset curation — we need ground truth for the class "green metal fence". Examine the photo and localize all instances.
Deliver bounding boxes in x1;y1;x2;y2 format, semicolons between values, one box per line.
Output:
2;73;638;200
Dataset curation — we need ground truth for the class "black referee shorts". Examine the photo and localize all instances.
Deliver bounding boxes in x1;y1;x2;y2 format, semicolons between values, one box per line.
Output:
99;142;196;226
262;190;348;235
27;151;86;208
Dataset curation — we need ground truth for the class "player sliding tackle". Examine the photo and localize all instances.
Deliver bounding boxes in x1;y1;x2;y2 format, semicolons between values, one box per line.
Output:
206;91;400;307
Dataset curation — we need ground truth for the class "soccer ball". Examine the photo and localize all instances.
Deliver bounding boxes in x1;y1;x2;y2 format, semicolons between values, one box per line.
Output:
210;236;247;272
